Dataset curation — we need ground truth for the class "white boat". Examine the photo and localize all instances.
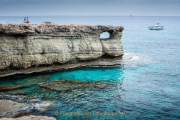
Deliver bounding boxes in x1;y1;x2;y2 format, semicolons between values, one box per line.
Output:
148;23;164;30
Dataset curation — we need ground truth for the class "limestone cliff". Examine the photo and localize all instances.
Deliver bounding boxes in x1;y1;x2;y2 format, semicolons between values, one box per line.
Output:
0;22;124;75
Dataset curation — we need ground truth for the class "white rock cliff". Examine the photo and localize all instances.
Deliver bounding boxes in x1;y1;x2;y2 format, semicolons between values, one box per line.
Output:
0;22;124;75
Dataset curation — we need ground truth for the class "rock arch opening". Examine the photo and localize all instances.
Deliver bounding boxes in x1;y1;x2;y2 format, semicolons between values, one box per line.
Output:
100;32;110;39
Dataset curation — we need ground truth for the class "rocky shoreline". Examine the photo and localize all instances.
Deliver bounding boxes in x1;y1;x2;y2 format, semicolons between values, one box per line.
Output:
0;78;119;119
0;23;124;119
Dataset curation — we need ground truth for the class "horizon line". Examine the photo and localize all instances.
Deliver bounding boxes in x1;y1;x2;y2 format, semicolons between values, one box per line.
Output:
0;15;180;17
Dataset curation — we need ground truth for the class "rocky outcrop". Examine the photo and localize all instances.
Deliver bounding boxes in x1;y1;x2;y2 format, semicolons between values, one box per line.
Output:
0;115;56;120
0;100;31;118
0;100;55;118
0;85;23;92
0;23;124;76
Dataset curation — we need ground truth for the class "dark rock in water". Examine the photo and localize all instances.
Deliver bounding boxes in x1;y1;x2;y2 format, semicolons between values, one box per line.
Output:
86;81;117;89
0;100;31;118
6;89;31;95
93;83;107;89
15;75;50;87
28;95;38;99
0;92;5;95
0;85;23;92
39;79;117;93
39;79;86;92
34;87;60;100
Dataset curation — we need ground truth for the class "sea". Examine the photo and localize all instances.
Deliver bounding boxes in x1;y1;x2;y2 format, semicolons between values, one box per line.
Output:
0;16;180;120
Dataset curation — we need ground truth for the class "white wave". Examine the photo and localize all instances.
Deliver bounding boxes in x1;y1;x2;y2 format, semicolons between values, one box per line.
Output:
130;55;140;61
122;52;152;65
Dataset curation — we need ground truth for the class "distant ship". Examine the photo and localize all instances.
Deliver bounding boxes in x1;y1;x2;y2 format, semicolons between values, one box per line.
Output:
148;23;164;30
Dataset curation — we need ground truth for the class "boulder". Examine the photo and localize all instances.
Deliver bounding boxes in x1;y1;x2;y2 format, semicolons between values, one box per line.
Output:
0;100;31;118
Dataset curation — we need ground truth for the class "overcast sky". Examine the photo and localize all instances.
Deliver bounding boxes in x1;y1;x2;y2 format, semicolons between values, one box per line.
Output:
0;0;180;16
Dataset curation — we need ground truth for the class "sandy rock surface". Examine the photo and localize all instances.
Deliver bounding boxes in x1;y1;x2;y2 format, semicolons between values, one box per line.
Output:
0;100;31;118
0;115;56;120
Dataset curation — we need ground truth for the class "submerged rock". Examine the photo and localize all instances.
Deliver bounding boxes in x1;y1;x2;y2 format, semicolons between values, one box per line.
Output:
93;83;107;89
6;89;30;95
39;79;117;93
0;115;56;120
15;75;50;87
87;81;117;89
34;87;60;100
0;100;31;118
0;85;23;92
39;79;86;92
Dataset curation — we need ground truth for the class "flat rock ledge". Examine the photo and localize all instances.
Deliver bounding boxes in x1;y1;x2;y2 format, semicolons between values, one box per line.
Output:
0;23;124;34
0;100;31;118
0;115;56;120
0;100;56;119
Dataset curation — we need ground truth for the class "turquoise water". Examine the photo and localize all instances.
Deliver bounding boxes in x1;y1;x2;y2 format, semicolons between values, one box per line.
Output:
0;16;180;119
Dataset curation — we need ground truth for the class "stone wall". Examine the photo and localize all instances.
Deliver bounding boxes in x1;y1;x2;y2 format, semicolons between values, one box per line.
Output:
0;22;124;72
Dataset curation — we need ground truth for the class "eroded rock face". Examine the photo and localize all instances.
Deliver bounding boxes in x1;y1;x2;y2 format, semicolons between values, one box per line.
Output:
0;23;124;76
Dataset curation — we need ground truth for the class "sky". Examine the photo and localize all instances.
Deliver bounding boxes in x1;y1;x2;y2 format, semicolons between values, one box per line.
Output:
0;0;180;16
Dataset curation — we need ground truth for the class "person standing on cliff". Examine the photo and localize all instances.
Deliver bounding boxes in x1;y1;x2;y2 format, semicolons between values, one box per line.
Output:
27;17;29;23
24;17;26;22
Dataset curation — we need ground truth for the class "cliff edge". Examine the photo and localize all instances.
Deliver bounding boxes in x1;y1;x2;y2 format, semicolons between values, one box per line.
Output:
0;22;124;76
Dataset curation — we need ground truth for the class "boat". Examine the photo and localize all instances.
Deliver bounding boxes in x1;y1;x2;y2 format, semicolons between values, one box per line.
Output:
148;23;164;30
